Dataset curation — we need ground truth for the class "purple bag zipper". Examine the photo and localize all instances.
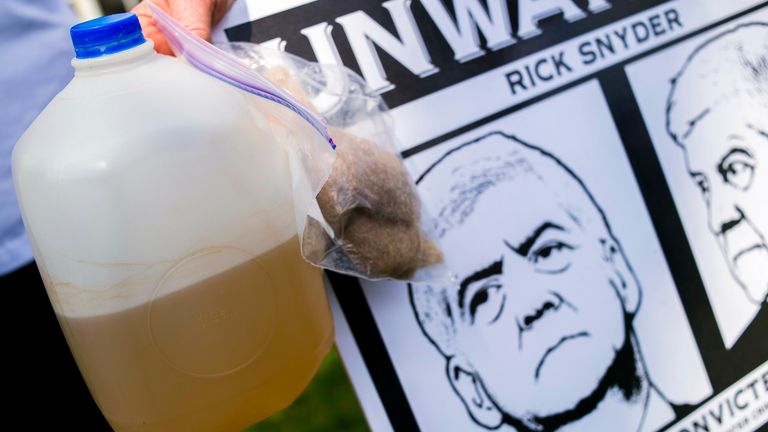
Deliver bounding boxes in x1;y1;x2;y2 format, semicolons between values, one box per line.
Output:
148;1;335;149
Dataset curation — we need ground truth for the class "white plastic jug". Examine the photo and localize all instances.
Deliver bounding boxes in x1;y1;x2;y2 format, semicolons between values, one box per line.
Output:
12;13;333;431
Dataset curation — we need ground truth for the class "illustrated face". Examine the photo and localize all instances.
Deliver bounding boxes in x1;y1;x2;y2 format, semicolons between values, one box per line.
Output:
439;172;635;423
680;104;768;304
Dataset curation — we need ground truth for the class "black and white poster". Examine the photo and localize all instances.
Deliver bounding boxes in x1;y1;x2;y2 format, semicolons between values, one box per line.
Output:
218;1;768;431
627;18;768;352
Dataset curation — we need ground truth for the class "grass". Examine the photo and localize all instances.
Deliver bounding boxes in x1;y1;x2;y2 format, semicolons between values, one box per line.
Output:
243;347;369;431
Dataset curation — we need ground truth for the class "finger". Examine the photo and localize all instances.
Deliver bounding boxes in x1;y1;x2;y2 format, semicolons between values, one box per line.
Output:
132;1;174;55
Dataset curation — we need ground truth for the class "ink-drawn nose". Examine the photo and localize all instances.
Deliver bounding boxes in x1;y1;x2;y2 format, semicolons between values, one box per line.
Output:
712;206;744;236
708;191;743;235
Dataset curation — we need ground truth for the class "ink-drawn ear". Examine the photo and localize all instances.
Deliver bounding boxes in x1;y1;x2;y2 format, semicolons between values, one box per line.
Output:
601;237;641;315
446;356;503;429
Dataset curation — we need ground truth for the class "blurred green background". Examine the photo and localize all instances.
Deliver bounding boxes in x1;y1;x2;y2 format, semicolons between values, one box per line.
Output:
244;347;369;431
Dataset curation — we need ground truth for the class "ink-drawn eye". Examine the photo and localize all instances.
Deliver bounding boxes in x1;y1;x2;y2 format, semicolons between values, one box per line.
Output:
717;148;756;191
530;240;574;274
722;160;755;190
468;280;505;325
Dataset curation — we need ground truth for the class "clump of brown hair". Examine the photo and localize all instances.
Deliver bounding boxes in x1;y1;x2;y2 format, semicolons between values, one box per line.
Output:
263;66;442;279
316;127;442;279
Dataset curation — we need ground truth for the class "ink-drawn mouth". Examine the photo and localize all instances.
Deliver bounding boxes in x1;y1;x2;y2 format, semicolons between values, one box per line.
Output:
732;243;767;267
534;332;590;381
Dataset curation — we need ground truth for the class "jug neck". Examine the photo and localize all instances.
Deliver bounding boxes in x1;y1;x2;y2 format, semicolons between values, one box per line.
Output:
72;41;157;76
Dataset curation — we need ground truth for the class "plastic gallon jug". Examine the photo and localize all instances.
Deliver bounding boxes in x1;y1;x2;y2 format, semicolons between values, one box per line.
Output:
12;13;333;431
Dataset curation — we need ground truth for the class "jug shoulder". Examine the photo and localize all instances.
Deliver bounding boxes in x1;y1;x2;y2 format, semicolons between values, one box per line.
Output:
13;61;275;180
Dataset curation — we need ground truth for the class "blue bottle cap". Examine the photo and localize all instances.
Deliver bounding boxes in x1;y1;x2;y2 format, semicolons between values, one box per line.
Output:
70;13;146;59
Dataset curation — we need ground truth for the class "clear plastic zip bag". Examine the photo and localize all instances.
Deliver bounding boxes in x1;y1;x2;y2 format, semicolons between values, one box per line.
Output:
151;3;444;282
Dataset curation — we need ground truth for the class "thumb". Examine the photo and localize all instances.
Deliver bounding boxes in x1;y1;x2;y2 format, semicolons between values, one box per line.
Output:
132;0;175;55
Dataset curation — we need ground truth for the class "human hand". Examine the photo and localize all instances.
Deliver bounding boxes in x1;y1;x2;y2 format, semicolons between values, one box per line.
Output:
133;0;236;55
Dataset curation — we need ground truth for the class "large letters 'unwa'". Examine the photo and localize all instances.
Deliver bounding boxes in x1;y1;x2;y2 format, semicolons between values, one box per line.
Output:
271;0;614;93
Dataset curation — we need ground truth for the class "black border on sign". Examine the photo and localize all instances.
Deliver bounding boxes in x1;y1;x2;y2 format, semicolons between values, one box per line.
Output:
327;271;421;431
325;2;768;430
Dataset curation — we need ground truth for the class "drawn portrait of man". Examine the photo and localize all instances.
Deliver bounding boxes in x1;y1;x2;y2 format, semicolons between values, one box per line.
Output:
408;132;690;431
666;23;768;310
